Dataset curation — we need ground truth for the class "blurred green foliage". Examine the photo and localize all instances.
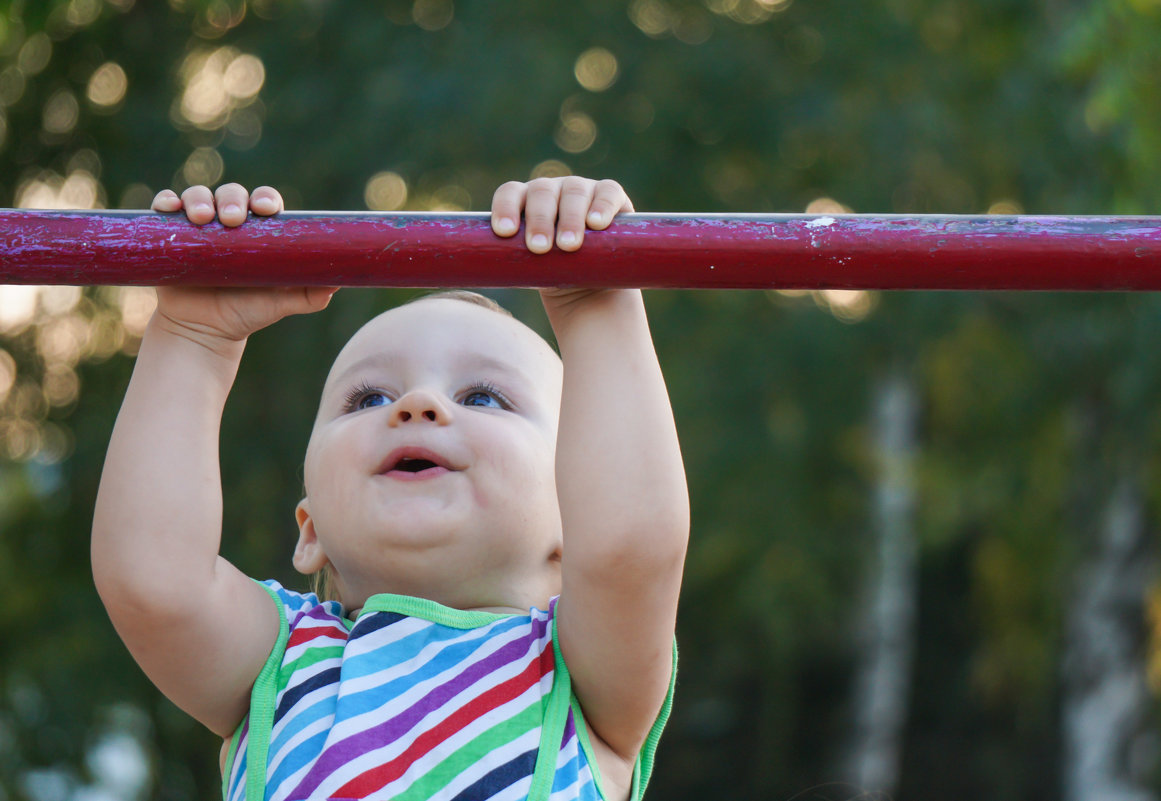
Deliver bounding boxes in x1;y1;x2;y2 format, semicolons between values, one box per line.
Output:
1;0;1161;799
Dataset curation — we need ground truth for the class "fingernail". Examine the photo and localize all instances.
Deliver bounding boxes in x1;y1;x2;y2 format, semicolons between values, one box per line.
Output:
559;231;577;247
223;204;241;215
496;217;517;235
195;203;212;214
588;211;603;225
530;234;549;250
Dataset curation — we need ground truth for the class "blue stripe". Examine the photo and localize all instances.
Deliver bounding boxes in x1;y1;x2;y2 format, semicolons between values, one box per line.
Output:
274;665;341;724
348;610;408;639
448;747;538;801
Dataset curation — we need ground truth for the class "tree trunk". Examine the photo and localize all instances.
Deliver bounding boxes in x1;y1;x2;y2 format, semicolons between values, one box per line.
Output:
841;370;920;795
1062;477;1159;801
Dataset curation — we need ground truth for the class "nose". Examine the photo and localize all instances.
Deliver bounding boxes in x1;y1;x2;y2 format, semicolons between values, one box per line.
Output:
387;389;452;426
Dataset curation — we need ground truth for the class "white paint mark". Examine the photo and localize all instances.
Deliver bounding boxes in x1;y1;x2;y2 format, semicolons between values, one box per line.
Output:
806;216;836;229
168;234;175;242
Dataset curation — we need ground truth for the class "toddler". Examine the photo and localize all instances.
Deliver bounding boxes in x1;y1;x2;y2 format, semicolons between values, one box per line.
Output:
91;177;689;801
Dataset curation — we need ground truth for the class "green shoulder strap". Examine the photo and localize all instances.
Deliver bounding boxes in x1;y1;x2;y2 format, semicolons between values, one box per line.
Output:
237;581;290;801
526;613;575;801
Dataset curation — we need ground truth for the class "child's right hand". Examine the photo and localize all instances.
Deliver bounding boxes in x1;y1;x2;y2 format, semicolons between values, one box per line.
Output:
149;183;337;350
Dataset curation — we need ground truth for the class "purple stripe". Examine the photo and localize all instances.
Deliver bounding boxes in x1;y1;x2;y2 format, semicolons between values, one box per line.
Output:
562;708;576;746
228;718;251;800
289;612;550;797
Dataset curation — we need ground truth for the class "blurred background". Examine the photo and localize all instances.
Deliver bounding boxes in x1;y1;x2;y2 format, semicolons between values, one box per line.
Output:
2;0;1161;799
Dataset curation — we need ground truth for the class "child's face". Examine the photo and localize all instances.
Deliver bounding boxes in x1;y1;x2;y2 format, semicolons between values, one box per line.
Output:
295;298;565;610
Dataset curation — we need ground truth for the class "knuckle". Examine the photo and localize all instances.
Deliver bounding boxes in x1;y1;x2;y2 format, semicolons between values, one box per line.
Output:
526;177;558;194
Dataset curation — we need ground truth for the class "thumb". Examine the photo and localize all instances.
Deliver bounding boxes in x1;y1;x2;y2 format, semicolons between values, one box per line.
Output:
274;286;339;319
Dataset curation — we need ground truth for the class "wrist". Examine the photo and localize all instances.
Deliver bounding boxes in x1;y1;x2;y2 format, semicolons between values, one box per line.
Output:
145;312;248;367
539;288;642;330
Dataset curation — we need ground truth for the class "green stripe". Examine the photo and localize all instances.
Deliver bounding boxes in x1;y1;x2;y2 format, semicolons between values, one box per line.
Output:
396;702;542;799
281;644;345;679
360;593;516;628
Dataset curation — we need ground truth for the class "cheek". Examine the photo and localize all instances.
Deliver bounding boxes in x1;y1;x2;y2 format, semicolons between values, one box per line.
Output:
476;427;557;508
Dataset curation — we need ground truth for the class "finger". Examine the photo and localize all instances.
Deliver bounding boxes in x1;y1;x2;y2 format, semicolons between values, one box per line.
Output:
491;181;527;238
151;189;181;212
523;178;562;254
555;177;596;251
273;286;340;320
214;183;251;227
586;179;633;230
180;185;217;225
250;185;284;217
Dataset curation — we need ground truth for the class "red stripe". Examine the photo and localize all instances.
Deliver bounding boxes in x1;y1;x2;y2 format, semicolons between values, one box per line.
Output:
333;652;552;798
287;623;348;649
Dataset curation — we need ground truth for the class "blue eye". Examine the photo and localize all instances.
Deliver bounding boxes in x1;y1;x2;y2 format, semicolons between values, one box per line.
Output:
343;382;392;413
357;392;389;410
460;383;509;409
462;391;501;408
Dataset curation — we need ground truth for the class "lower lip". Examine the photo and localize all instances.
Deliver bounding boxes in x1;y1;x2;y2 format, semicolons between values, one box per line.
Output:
382;466;452;481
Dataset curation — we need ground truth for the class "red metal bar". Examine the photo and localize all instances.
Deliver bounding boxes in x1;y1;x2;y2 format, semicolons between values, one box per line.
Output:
2;209;1160;290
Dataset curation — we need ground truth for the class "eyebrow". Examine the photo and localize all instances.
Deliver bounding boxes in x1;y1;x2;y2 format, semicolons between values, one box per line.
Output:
325;351;537;399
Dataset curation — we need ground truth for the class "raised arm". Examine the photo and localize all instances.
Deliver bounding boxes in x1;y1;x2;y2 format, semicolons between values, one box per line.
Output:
91;183;336;736
493;179;690;774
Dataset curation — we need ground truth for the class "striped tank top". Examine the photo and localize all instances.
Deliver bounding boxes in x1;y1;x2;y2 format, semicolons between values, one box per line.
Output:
221;581;674;801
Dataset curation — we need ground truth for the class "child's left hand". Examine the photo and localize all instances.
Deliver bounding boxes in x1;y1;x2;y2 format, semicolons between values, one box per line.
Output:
491;176;633;255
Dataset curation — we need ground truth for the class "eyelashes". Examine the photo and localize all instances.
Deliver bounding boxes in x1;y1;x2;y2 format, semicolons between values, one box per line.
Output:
342;381;386;413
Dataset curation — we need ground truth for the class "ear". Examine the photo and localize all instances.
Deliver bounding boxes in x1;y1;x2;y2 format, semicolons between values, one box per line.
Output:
293;498;331;575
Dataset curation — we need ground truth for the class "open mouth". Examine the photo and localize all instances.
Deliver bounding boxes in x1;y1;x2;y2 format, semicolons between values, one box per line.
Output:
393;457;439;473
381;448;454;479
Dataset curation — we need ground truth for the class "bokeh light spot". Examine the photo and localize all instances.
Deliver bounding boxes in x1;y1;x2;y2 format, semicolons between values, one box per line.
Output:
118;183;154;209
223;54;265;99
18;33;52;76
0;350;15;404
66;0;103;27
0;66;26;107
629;0;671;36
555;112;597;154
531;160;571;179
413;0;454;31
574;47;619;92
364;171;409;211
805;197;851;214
43;90;80;135
673;8;713;43
182;147;224;186
0;287;39;333
16;170;103;209
116;288;158;338
178;48;263;130
987;199;1024;215
87;62;128;109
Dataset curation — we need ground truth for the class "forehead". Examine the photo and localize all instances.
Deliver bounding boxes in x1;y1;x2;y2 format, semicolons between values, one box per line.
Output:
324;298;562;394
